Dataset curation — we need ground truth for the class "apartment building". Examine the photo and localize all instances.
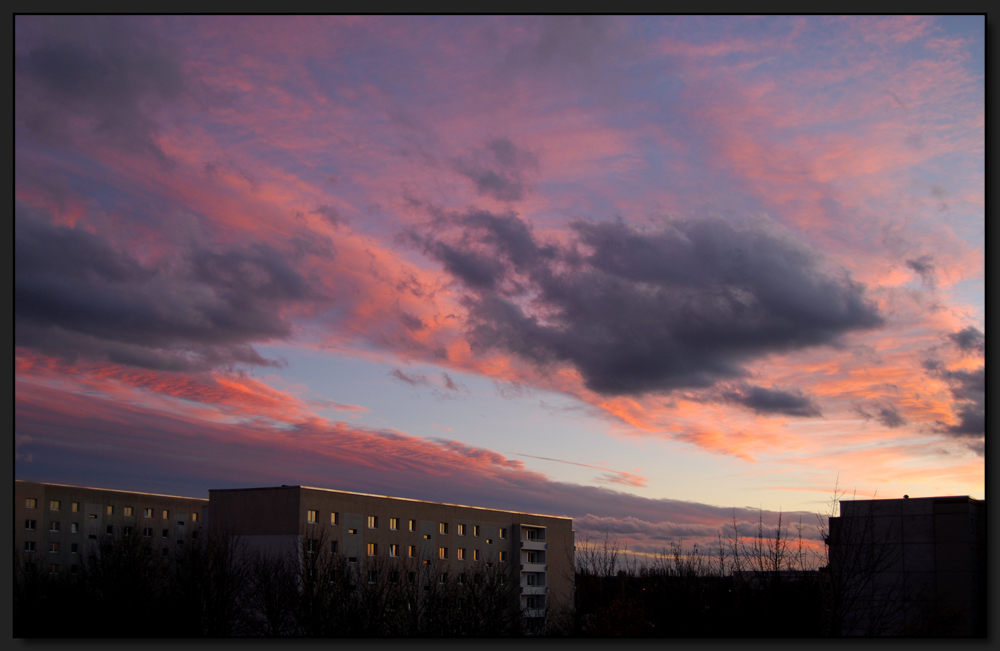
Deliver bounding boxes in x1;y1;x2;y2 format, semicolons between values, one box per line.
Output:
14;480;208;575
826;495;985;636
208;485;575;620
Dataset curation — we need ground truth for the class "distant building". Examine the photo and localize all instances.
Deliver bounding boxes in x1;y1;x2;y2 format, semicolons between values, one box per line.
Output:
209;485;575;622
825;495;985;636
14;480;208;576
14;480;574;626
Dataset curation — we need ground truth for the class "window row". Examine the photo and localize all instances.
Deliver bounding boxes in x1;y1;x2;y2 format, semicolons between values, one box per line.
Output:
302;510;506;540
24;499;198;522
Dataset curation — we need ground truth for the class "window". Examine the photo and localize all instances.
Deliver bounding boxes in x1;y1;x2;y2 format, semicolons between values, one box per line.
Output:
25;498;37;509
367;515;378;529
390;544;399;557
423;534;431;540
71;564;79;574
71;523;79;534
439;522;448;534
527;551;540;563
144;508;153;518
423;560;431;566
24;541;36;552
526;595;544;609
307;510;318;524
348;528;358;535
106;525;114;535
71;543;78;554
25;520;36;531
177;521;185;526
390;571;399;584
499;528;507;539
408;545;416;558
439;573;447;584
48;564;59;574
330;512;339;525
162;548;169;557
50;500;61;511
124;507;133;516
409;519;416;532
49;542;59;553
389;518;399;530
368;570;377;584
457;573;465;584
123;526;133;536
89;534;96;540
330;541;338;554
486;539;493;545
457;524;466;535
473;549;480;561
162;510;169;519
348;557;358;564
408;571;416;584
72;502;79;513
307;540;319;554
457;548;465;560
143;528;153;537
367;543;378;557
473;525;479;537
191;531;198;539
106;506;113;516
499;551;507;562
192;513;198;522
50;522;60;532
162;529;169;538
439;547;448;559
88;514;97;519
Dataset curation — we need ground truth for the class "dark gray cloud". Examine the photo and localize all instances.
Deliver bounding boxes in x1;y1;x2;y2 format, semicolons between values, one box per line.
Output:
452;137;538;202
15;203;312;371
905;255;936;286
15;16;191;162
923;359;984;438
948;326;984;355
417;211;882;396
851;401;906;429
718;383;822;417
389;368;430;387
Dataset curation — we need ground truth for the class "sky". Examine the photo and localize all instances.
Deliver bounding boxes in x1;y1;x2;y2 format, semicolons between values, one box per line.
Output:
15;16;984;557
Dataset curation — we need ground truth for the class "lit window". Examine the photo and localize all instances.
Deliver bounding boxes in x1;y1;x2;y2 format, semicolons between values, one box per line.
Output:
330;541;339;554
88;514;97;519
367;543;378;556
72;503;79;513
457;524;466;536
331;512;339;525
423;534;431;540
486;562;492;568
25;520;36;531
144;508;153;518
307;510;318;524
439;573;447;584
367;516;378;529
71;544;78;554
473;525;479;537
439;522;448;534
390;518;399;530
499;551;507;562
348;528;358;535
49;542;59;553
50;500;61;511
439;547;448;560
50;522;60;532
457;548;465;560
106;506;114;516
162;510;169;519
499;528;507;539
486;538;493;545
192;513;198;522
25;498;37;509
123;507;133;517
71;523;79;534
473;549;480;561
408;545;416;558
409;519;416;532
423;560;431;566
390;544;399;557
24;541;35;553
143;528;153;537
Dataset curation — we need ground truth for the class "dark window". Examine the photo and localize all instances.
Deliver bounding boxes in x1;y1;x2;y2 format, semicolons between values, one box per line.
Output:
330;541;339;554
162;529;169;538
71;544;78;554
106;525;114;535
25;520;36;530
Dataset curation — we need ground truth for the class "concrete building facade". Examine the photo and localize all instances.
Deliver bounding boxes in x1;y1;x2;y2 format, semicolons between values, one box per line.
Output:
208;485;575;621
14;480;208;575
826;495;985;636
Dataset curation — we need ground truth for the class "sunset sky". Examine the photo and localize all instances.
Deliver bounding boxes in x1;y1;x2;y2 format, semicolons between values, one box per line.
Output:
15;16;984;555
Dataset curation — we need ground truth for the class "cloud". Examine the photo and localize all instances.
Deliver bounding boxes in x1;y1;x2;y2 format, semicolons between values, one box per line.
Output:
15;203;313;371
923;360;984;438
905;255;936;286
418;210;882;396
948;326;984;355
851;400;906;428
312;205;347;228
389;368;430;387
15;16;191;161
452;137;538;202
717;383;822;417
517;453;648;488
